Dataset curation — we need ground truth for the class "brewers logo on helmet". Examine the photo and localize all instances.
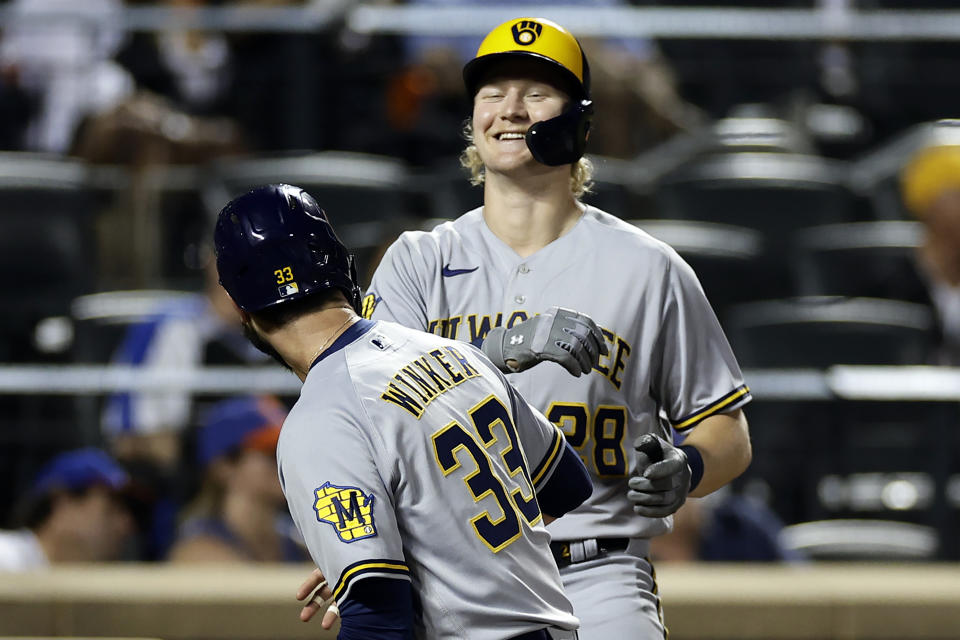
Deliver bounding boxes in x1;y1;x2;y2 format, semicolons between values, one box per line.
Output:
463;17;593;167
463;17;589;100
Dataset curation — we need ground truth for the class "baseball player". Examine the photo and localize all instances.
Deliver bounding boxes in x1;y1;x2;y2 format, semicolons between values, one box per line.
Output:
355;17;754;639
214;183;599;640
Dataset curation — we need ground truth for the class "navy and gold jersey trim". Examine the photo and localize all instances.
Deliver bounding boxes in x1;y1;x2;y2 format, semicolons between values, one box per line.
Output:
530;426;564;487
333;558;410;601
672;385;751;432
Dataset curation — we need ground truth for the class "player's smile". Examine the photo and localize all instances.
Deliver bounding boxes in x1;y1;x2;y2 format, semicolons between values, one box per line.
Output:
491;130;529;151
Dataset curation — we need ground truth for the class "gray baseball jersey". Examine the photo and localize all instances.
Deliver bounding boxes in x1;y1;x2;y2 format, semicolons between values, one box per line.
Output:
277;318;579;639
363;206;752;541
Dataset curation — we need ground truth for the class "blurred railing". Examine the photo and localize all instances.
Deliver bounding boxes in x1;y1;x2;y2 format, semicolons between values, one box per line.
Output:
2;364;960;401
3;3;960;40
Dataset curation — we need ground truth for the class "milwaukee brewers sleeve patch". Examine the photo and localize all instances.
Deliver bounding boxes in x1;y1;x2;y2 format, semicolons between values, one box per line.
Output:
313;481;378;543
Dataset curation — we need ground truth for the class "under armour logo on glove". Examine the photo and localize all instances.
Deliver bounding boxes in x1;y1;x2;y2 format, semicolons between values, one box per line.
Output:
481;306;607;377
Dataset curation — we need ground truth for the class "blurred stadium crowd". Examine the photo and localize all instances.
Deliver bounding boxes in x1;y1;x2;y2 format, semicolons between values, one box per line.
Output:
2;0;960;568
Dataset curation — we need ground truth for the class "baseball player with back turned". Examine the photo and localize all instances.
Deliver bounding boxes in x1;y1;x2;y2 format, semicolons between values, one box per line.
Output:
214;183;602;639
346;17;753;639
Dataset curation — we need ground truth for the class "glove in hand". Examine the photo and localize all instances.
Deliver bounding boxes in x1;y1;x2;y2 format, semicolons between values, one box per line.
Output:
482;306;607;376
628;433;691;518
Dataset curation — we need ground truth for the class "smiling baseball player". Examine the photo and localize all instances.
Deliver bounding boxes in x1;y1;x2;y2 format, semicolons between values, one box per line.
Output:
356;17;754;639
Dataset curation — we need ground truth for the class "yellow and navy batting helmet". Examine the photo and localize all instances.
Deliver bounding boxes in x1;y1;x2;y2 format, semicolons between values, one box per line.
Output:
463;17;590;100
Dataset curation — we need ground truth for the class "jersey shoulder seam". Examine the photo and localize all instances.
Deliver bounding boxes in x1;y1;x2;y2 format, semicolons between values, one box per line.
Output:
342;346;398;497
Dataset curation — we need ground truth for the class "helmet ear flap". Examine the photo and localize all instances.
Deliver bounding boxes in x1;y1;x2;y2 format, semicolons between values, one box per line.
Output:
525;99;593;166
346;255;362;314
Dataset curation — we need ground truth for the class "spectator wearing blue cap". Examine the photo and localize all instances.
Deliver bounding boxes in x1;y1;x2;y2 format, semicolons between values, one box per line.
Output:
0;448;134;570
167;395;307;563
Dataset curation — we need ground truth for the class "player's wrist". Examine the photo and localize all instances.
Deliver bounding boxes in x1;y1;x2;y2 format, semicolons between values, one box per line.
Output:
480;327;511;372
679;444;704;492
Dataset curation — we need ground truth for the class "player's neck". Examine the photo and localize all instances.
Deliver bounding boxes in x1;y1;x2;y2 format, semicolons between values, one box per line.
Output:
263;306;359;381
483;174;583;258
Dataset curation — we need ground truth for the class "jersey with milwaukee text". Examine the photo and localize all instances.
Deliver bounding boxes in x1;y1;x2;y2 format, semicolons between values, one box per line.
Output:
363;206;752;540
277;319;578;639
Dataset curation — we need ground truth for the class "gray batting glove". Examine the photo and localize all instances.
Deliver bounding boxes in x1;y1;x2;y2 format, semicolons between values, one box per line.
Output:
481;306;608;377
628;433;691;518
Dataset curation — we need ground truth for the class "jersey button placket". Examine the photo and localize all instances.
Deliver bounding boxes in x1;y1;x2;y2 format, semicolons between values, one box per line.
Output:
514;264;529;305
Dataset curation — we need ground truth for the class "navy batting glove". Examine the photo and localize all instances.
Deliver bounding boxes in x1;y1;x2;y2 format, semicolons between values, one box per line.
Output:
628;433;691;518
481;306;607;377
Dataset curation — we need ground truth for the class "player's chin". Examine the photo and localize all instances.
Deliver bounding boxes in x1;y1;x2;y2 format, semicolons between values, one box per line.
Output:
479;144;533;167
487;156;554;179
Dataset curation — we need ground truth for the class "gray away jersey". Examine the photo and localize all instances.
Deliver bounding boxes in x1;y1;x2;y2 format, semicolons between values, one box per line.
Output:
364;206;752;541
277;320;578;640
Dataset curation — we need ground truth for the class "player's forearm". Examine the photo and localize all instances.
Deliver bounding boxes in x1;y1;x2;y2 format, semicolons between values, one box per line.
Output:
336;578;415;640
537;442;592;519
681;409;751;497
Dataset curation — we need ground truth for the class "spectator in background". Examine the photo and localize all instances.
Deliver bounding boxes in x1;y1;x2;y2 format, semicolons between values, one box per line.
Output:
101;254;271;561
900;142;960;365
387;0;704;164
116;0;233;118
167;395;306;563
0;448;134;570
0;0;134;153
649;487;804;564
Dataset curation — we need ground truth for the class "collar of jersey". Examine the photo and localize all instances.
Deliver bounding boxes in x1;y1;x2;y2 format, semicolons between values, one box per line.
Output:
309;318;376;370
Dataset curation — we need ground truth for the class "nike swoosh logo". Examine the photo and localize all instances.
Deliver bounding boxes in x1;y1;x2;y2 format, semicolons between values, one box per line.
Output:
441;264;479;277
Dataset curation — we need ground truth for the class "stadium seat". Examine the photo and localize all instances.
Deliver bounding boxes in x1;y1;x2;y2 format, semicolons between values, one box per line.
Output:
205;151;422;281
580;155;641;219
206;150;414;222
414;160;482;220
708;115;817;155
739;392;959;556
653;151;859;241
793;221;928;301
628;220;788;318
724;296;935;368
70;290;201;364
0;155;103;522
732;397;830;527
779;519;939;560
417;154;640;221
68;289;204;445
0;153;97;362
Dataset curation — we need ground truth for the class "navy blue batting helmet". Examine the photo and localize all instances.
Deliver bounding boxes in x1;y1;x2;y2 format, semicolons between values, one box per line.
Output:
214;184;361;314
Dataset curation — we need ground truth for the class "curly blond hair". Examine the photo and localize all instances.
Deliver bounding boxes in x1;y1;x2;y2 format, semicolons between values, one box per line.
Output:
459;121;594;198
